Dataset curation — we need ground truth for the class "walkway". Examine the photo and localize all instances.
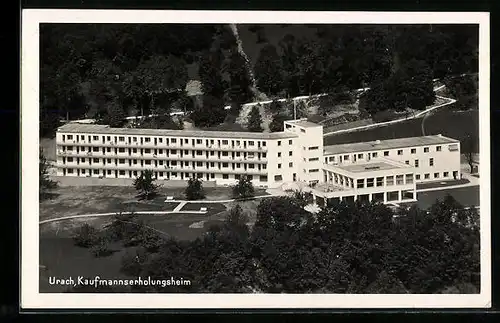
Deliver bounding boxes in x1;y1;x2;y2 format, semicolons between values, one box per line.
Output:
164;194;272;204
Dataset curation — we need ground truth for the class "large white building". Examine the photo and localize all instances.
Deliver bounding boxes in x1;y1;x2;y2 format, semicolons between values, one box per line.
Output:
54;119;461;204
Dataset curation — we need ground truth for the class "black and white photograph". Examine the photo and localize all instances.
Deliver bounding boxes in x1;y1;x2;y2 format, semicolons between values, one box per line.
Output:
21;10;490;309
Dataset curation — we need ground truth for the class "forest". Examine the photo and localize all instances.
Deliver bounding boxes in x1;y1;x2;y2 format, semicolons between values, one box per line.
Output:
69;194;480;294
40;24;479;137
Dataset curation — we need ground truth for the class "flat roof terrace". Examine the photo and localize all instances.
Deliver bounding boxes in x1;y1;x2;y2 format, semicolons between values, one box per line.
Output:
337;161;401;173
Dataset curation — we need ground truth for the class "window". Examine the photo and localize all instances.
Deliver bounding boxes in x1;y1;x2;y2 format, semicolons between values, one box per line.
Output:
133;171;137;176
222;151;229;156
119;159;125;164
223;174;229;179
289;162;293;167
158;138;162;143
248;164;255;169
444;171;449;177
133;160;137;164
171;149;177;154
260;175;267;182
277;152;281;157
222;163;228;168
145;160;151;165
415;159;419;167
67;135;73;140
93;158;99;163
132;148;137;153
384;151;389;156
386;176;394;186
171;138;177;143
197;162;203;167
278;164;282;169
274;175;283;181
396;175;404;185
436;146;442;152
424;173;430;179
309;157;319;162
93;170;99;175
262;153;267;158
262;164;267;169
248;141;254;146
309;169;319;173
210;173;215;179
119;170;125;175
358;153;364;159
416;174;421;180
81;169;86;174
93;147;100;152
376;177;384;187
210;151;215;156
197;151;203;156
434;173;439;178
67;157;73;162
222;140;228;145
372;152;378;157
429;158;434;166
118;148;125;153
424;147;429;153
289;140;293;145
235;174;241;180
144;137;151;143
81;158;85;162
184;139;189;144
210;162;215;167
367;178;374;187
133;137;137;142
329;156;335;162
118;136;125;142
67;146;73;151
107;158;112;163
411;148;416;154
405;160;410;165
196;139;202;144
93;136;99;141
289;151;293;156
106;147;111;152
159;160;163;165
397;150;403;155
144;148;151;154
406;174;413;184
357;179;364;188
158;149;163;154
308;146;319;150
236;163;241;168
262;141;266;147
343;155;349;161
301;129;306;133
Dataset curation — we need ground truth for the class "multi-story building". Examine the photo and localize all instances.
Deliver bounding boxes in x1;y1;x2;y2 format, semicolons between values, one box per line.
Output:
54;119;461;204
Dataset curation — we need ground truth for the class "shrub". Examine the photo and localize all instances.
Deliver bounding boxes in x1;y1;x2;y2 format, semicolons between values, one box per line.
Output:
72;224;99;248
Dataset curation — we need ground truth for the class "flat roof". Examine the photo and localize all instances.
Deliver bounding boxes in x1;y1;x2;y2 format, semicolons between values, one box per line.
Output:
285;119;321;128
337;161;402;173
323;135;459;155
57;123;298;140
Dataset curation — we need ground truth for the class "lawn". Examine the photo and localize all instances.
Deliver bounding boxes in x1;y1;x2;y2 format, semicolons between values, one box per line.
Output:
179;202;227;214
324;106;480;153
39;237;131;292
40;185;267;221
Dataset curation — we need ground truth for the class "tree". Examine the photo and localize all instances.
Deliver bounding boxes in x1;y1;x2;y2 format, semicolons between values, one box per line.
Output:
254;44;283;96
39;148;57;198
185;177;205;200
246;106;263;132
232;176;255;200
90;236;112;257
190;95;226;128
462;133;478;173
268;99;284;115
223;50;254;106
133;169;160;200
198;48;226;99
269;113;288;132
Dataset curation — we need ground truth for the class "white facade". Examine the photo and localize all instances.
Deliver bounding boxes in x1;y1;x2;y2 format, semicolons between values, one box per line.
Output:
54;119;462;204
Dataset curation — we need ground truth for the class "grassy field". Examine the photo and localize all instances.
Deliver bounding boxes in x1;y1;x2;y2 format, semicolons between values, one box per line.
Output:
324;106;480;152
39;185;267;221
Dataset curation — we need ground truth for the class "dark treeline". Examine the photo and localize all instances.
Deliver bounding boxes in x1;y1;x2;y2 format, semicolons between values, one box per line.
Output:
70;194;479;294
41;24;478;137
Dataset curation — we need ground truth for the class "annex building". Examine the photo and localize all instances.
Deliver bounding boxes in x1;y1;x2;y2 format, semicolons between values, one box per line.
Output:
55;119;461;204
